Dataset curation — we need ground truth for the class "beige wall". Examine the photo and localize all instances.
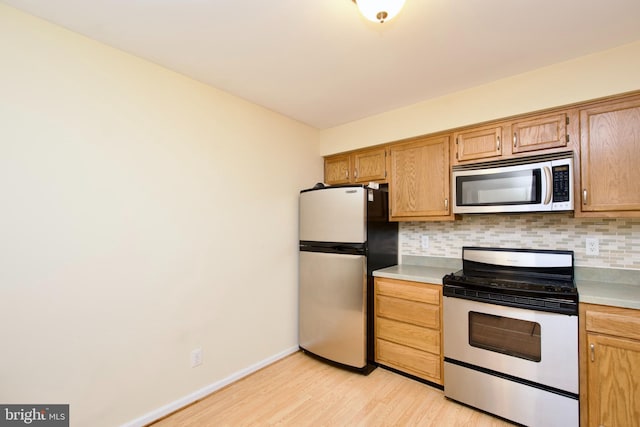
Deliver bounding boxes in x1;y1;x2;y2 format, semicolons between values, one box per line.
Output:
319;40;640;155
0;5;321;426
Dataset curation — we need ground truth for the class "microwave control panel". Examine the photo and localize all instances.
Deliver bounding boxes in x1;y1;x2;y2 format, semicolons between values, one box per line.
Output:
552;165;571;208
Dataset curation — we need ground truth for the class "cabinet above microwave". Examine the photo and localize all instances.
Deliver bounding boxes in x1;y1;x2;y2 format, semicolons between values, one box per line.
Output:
452;112;571;164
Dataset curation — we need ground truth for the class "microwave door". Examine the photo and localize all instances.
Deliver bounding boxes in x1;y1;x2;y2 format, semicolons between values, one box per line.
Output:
454;162;548;213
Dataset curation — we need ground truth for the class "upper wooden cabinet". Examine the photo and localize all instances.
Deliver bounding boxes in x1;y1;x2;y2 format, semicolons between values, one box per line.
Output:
579;303;640;427
353;147;388;183
453;112;573;165
453;125;503;162
324;146;387;185
322;90;640;221
511;112;568;154
578;94;640;216
388;135;452;221
324;154;351;185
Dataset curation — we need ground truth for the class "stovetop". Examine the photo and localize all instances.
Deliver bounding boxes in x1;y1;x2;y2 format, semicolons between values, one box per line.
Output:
442;247;578;315
443;270;577;295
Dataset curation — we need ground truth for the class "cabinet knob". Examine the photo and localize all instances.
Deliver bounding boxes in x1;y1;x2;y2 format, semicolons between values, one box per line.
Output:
354;169;358;179
590;343;595;362
513;132;517;147
496;136;501;151
444;198;449;210
583;189;588;205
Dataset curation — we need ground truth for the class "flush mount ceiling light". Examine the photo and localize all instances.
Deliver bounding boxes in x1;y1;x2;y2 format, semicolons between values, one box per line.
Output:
352;0;406;23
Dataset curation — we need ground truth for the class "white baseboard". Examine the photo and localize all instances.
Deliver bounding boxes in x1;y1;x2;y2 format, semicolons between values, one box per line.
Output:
121;346;299;427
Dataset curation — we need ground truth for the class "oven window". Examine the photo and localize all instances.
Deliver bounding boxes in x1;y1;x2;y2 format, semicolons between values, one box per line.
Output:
468;311;541;362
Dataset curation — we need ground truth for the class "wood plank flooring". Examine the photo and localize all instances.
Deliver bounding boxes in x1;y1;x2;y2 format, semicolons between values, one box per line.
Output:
150;351;513;426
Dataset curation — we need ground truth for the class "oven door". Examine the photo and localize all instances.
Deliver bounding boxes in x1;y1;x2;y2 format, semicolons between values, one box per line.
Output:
443;296;578;393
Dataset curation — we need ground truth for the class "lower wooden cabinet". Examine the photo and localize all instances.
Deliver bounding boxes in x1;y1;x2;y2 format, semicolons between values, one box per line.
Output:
374;277;443;385
579;303;640;427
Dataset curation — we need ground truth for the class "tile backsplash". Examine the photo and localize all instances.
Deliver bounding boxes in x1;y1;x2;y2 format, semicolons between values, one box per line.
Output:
400;213;640;270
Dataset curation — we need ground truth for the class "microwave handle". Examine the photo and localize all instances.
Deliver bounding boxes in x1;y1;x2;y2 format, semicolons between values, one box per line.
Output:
543;166;552;205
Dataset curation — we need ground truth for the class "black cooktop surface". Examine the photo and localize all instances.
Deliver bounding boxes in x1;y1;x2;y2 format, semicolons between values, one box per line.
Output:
442;247;578;314
443;269;577;294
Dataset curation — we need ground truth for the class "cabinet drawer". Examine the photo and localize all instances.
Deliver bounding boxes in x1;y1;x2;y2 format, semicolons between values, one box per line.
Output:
376;339;441;382
376;316;440;354
375;278;440;305
585;305;640;341
376;295;440;328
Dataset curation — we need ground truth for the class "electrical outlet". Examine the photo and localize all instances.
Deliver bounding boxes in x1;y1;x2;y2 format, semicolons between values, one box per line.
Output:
421;235;429;250
191;348;203;368
586;238;599;256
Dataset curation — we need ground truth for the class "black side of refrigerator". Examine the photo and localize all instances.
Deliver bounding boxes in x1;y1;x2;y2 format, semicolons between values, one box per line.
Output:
366;187;398;367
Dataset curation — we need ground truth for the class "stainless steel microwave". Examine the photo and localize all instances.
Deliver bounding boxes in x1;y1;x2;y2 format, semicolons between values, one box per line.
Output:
452;152;574;214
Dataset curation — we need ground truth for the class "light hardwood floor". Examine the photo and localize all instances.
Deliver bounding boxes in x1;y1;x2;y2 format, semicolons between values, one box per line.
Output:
150;351;513;426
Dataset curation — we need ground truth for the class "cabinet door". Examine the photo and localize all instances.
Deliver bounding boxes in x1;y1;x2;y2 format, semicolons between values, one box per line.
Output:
324;154;351;185
580;97;640;213
353;147;387;183
453;126;502;162
512;112;568;154
389;135;451;220
587;334;640;427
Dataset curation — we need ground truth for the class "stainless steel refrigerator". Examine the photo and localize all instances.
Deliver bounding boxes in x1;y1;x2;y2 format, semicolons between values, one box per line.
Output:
298;184;398;374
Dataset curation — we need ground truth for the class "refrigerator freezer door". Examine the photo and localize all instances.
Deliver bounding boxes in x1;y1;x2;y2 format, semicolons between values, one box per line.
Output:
299;251;367;368
299;187;366;244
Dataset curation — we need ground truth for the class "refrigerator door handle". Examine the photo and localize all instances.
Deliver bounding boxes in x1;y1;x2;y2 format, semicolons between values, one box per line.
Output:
300;241;366;256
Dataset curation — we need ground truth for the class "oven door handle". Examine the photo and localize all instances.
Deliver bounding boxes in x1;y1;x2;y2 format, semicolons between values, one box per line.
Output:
543;166;552;205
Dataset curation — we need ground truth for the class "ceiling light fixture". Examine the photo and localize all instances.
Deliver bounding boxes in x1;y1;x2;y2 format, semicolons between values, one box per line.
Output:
352;0;406;23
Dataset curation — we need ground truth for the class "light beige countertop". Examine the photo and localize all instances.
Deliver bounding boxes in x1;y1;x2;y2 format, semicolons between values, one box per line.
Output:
576;280;640;310
373;257;640;311
575;267;640;310
373;264;457;285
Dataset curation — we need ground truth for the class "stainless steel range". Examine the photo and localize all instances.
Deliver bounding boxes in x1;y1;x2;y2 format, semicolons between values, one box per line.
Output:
442;247;579;427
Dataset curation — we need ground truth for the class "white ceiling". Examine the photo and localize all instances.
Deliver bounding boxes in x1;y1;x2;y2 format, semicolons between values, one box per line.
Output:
3;0;640;129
